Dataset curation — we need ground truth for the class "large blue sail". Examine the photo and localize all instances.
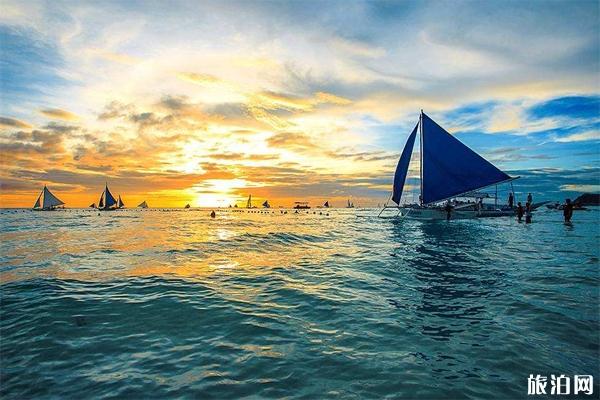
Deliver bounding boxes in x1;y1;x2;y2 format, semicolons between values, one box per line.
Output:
421;113;511;204
104;185;117;208
391;123;418;204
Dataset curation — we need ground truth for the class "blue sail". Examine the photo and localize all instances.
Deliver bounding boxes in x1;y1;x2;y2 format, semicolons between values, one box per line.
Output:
104;185;117;208
391;123;418;204
421;113;511;204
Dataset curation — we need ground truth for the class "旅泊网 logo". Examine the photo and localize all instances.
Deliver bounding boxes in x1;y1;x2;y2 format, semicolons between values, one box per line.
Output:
528;374;594;396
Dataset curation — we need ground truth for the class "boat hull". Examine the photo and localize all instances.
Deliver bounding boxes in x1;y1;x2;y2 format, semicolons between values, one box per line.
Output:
399;207;478;220
397;206;515;220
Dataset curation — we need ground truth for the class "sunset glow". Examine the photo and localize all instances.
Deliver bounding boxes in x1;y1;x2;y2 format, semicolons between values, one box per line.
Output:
1;1;598;207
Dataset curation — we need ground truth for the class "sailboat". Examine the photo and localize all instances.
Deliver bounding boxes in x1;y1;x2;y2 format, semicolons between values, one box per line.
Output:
262;200;271;208
97;183;119;211
184;203;191;209
246;194;253;209
137;201;148;209
381;111;518;220
117;195;125;209
89;203;96;208
293;201;310;209
32;185;65;211
323;201;330;208
346;198;354;208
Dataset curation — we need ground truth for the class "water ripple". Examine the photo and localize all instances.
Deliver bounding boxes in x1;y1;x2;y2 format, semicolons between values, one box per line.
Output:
0;208;598;398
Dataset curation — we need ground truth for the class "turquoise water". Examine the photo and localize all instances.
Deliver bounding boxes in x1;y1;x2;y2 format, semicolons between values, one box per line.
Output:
1;208;598;399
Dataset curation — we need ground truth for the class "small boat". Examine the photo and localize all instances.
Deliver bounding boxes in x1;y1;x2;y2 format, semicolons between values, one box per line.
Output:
293;201;310;209
262;200;271;208
137;201;148;209
97;183;119;211
117;195;125;209
323;201;330;208
246;194;257;209
346;198;354;208
32;185;65;211
184;203;191;209
381;111;519;220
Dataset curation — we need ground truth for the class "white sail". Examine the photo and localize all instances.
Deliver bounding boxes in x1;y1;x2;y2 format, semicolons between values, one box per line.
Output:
33;192;42;208
41;186;65;208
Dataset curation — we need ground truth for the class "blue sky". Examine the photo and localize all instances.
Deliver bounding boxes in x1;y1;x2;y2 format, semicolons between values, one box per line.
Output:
0;0;598;206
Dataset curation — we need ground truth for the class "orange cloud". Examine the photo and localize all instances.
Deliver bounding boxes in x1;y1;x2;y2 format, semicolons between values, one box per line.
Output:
177;72;221;85
0;117;32;129
39;108;79;121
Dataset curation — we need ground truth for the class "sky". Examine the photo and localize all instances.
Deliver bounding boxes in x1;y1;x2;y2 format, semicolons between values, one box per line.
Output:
0;0;598;208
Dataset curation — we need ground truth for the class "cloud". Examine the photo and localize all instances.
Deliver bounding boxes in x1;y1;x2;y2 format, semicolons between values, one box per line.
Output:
98;101;135;120
554;130;600;143
0;117;31;129
529;96;600;120
40;108;79;121
177;72;221;85
559;184;600;193
330;37;386;58
266;131;317;151
93;49;140;65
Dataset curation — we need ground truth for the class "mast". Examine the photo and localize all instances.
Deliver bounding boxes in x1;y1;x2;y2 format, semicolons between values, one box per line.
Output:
419;109;424;206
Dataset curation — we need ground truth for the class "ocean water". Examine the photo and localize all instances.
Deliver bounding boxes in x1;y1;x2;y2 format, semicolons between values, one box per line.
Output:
1;207;598;399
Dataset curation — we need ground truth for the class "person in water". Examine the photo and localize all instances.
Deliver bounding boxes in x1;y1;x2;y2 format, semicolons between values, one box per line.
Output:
563;198;574;223
527;193;533;205
210;210;216;218
444;201;453;221
508;192;514;208
516;202;524;222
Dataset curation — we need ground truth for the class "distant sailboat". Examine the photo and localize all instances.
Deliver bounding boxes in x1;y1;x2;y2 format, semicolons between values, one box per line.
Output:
293;201;310;209
246;195;252;209
89;203;96;208
382;111;518;220
346;198;354;208
323;201;330;208
137;201;148;209
32;185;65;211
117;195;125;209
262;200;271;208
184;203;191;209
97;183;118;211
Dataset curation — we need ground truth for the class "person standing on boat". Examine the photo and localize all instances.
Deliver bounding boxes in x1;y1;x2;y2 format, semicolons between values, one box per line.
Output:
563;199;574;223
508;192;514;208
444;201;453;221
517;202;524;222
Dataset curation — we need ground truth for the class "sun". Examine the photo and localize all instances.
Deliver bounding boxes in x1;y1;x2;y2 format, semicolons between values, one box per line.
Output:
193;179;250;207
